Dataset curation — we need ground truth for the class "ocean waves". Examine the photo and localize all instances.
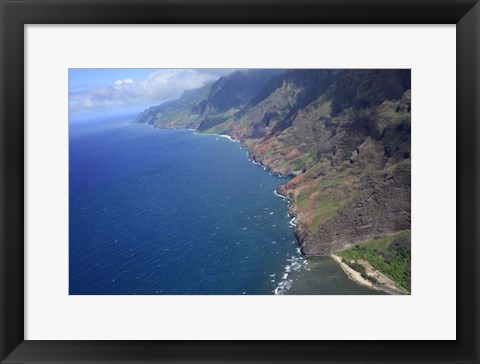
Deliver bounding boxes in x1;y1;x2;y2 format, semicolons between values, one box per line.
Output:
70;123;298;295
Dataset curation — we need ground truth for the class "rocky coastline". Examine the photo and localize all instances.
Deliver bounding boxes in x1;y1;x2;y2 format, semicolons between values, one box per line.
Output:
138;69;411;259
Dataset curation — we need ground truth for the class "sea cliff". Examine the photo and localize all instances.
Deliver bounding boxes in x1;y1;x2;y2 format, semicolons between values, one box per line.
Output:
135;69;411;257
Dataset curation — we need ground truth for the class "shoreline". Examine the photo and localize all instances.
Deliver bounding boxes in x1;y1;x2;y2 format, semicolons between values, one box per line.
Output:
192;129;301;295
330;254;378;291
330;254;407;295
146;124;407;295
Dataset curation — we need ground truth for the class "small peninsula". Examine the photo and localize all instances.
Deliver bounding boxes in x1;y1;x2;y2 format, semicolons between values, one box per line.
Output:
135;69;411;293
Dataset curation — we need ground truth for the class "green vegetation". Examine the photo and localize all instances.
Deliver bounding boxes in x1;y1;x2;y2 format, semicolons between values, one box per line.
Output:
292;153;314;171
278;158;291;168
310;209;337;231
342;258;365;274
202;126;226;135
341;258;379;285
296;188;314;209
337;231;411;291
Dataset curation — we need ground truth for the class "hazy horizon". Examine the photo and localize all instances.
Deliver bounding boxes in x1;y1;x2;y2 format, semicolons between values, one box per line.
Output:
69;68;237;121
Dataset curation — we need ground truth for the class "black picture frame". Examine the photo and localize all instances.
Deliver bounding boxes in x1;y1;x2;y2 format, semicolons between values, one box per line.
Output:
1;0;479;363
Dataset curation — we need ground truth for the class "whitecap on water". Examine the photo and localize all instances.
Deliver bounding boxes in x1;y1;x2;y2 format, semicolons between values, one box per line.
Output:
291;260;302;272
274;280;293;295
273;252;306;294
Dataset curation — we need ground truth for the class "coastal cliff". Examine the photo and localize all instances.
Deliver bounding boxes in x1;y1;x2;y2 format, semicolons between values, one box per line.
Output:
135;69;411;256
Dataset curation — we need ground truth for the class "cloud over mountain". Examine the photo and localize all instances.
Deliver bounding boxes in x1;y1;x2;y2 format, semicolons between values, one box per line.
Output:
69;69;233;114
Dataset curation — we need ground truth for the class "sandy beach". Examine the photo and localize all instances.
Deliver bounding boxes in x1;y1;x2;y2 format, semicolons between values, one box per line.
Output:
330;254;408;295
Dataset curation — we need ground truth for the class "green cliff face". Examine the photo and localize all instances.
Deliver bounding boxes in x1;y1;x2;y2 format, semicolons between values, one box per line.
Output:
135;69;411;256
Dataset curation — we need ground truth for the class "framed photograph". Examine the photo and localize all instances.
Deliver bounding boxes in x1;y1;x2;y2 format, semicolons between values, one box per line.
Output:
1;0;478;363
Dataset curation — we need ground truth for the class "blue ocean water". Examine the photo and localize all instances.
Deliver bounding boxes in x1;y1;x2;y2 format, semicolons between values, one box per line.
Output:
69;117;380;295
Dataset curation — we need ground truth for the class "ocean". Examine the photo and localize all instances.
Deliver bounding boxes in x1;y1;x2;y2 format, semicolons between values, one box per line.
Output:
69;117;380;295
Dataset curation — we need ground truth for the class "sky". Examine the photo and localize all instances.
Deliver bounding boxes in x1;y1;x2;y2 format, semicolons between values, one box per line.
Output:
69;69;234;122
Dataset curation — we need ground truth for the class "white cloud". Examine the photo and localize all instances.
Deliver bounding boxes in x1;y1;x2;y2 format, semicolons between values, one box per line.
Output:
114;78;134;85
69;69;231;114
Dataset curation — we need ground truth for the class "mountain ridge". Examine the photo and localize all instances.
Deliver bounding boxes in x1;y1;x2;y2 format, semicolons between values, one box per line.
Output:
135;69;411;256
